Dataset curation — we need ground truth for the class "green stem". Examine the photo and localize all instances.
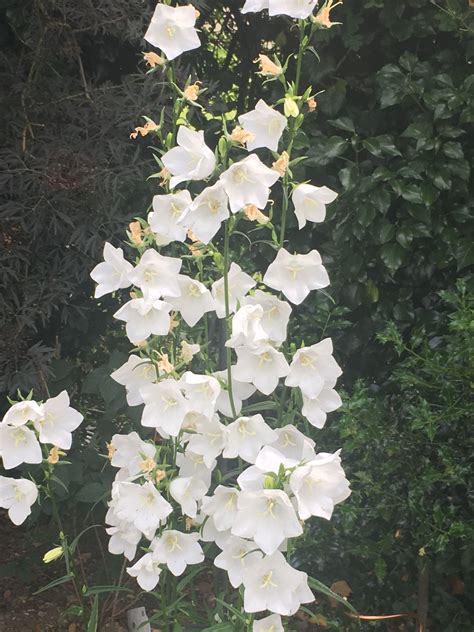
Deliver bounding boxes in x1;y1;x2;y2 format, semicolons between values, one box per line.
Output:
223;219;237;418
279;19;307;248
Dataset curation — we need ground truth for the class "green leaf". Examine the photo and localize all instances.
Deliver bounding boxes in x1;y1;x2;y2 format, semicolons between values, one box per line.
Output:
83;585;134;597
380;243;406;272
87;595;99;632
401;184;424;205
328;117;355;133
33;573;74;595
442;141;463;160
454;239;474;271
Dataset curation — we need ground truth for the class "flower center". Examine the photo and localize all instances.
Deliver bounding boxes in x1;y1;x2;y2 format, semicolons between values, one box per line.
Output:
162;396;178;410
166;534;182;552
166;25;176;38
299;353;315;368
261;570;278;589
13;428;27;446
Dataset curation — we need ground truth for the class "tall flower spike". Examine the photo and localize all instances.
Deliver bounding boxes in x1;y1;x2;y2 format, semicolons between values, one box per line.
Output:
144;4;200;61
162;126;216;189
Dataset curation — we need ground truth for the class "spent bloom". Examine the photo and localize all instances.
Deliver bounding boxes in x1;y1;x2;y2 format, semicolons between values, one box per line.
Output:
144;4;200;61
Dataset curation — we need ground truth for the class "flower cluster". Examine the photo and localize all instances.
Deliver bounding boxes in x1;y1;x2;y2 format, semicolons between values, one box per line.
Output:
0;392;83;524
89;1;348;627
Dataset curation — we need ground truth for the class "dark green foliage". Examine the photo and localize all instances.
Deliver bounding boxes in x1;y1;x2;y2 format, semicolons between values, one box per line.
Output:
297;284;474;630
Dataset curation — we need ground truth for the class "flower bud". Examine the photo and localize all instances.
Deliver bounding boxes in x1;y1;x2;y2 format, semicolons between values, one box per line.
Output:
43;546;64;564
284;98;299;118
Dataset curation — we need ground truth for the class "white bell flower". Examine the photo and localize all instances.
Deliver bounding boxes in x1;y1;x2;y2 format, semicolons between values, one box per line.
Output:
242;290;292;347
90;242;133;299
165;275;215;327
176;450;216;487
242;0;269;12
162;126;216;189
253;614;284;632
0;425;42;470
223;415;278;464
232;489;302;554
201;485;240;531
169;475;209;518
293;183;338;229
219;154;280;213
271;425;316;463
263;248;329;305
213;369;256;417
185;415;227;467
34;391;83;449
152;530;204;576
148;191;191;245
180;181;230;244
226;305;268;350
212;262;256;319
106;512;142;561
214;535;263;588
238;100;287;152
140;380;189;437
302;387;342;429
290;451;351;520
2;400;43;427
233;345;290;395
127;552;161;591
114;481;172;539
109;432;156;477
269;0;318;19
180;372;221;419
0;477;38;525
114;298;172;344
237;463;266;491
128;249;182;302
285;338;342;398
110;355;157;407
144;4;200;61
242;551;314;615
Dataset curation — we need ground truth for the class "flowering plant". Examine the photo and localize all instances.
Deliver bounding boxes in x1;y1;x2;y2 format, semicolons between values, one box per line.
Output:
0;1;350;628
